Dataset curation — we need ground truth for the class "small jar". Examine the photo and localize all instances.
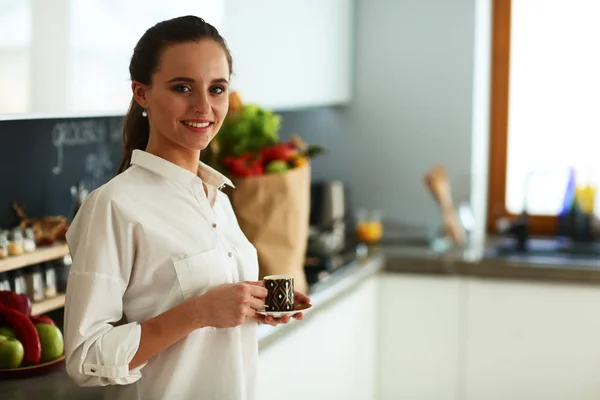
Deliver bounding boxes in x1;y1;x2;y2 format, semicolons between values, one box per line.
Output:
23;228;36;253
55;255;72;293
43;263;57;298
8;228;24;257
11;269;27;294
0;272;11;290
23;265;44;302
0;230;9;259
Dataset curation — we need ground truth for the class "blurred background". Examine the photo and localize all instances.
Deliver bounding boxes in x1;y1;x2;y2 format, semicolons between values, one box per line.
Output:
1;0;600;399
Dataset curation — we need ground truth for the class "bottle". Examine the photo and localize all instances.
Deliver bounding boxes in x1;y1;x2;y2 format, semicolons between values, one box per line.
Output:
24;265;45;302
8;228;24;256
23;227;37;253
11;269;27;294
0;230;9;259
43;263;57;298
0;272;10;290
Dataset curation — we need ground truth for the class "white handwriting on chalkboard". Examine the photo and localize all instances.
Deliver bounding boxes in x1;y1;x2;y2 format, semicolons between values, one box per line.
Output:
85;146;113;188
52;120;107;175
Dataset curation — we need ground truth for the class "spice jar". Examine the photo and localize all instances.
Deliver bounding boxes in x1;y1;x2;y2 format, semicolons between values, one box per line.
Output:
43;263;57;298
55;255;72;293
11;269;27;294
0;230;8;259
23;265;44;302
0;272;10;290
23;228;36;253
8;228;24;256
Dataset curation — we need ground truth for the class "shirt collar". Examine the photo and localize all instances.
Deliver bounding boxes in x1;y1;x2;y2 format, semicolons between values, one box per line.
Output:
130;149;234;189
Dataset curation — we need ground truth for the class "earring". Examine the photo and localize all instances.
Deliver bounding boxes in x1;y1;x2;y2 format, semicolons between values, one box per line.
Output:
142;109;148;117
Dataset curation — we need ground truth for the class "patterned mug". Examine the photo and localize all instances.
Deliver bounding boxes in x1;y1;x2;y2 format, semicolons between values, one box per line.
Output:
264;275;295;312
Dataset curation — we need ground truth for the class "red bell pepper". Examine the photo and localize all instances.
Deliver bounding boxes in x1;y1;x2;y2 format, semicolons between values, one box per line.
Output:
0;301;41;364
30;314;56;326
261;143;297;163
0;291;31;316
223;153;264;177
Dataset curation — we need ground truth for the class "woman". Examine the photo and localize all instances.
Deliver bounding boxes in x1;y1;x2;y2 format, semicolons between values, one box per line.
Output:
63;15;309;400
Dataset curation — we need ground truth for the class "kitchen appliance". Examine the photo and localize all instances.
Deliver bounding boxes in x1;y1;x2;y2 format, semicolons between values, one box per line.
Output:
304;180;358;285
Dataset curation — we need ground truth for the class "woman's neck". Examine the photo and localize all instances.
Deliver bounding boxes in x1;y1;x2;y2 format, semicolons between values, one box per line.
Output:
145;134;200;175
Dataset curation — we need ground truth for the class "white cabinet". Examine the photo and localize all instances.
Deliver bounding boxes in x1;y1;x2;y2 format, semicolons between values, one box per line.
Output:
257;275;377;400
464;278;600;400
222;0;353;110
65;0;225;115
378;273;463;400
0;0;225;116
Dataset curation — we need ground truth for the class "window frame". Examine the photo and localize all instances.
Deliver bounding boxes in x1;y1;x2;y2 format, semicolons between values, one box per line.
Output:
486;0;557;235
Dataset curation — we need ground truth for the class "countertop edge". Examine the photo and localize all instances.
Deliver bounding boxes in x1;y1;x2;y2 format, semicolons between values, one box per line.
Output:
383;246;600;286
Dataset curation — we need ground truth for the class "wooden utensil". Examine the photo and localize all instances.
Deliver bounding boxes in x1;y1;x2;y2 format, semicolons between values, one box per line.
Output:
423;165;467;245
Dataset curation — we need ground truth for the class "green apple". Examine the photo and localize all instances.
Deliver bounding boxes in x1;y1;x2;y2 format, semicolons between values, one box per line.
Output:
265;160;289;174
35;323;64;363
0;326;16;339
0;334;24;369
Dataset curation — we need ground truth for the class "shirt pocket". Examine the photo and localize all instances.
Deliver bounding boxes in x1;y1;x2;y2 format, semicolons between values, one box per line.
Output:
172;247;232;300
233;239;260;282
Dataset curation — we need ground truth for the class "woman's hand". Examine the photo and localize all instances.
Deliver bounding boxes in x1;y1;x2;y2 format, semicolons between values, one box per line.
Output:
196;282;267;328
252;289;311;326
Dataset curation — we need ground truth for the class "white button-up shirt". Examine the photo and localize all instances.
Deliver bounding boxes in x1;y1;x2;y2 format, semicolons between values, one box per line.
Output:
64;149;260;400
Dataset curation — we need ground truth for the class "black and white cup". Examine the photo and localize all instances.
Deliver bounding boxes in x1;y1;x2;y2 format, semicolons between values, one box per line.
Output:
264;275;295;312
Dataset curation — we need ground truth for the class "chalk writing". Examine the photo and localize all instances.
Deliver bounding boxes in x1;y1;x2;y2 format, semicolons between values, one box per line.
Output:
52;120;107;175
85;145;114;188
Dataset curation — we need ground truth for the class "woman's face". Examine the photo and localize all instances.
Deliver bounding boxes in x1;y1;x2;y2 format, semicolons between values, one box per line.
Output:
134;39;230;152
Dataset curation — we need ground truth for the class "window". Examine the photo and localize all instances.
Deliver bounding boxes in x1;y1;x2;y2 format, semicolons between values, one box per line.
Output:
487;0;600;234
0;0;31;113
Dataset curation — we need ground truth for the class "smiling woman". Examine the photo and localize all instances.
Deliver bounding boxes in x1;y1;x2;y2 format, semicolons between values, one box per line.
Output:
62;15;310;400
116;18;233;174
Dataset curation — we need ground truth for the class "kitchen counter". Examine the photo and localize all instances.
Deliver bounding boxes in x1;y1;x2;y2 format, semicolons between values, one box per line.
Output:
383;239;600;285
0;253;384;399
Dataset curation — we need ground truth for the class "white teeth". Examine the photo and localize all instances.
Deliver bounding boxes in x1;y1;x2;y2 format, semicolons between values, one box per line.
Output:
183;121;210;128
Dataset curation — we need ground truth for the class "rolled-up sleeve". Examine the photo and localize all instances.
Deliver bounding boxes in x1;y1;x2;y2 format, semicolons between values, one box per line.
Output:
64;188;146;386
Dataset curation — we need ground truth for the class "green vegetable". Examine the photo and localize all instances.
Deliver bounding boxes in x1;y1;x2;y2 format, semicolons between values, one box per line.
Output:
217;104;281;157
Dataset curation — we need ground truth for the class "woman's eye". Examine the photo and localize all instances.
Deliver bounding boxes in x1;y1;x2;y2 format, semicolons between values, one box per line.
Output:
173;85;191;93
210;85;225;95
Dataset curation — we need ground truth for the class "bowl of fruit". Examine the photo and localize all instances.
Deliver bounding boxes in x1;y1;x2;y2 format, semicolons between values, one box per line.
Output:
0;291;65;379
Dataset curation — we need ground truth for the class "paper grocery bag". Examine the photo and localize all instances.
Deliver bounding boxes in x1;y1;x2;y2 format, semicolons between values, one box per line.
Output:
226;165;310;294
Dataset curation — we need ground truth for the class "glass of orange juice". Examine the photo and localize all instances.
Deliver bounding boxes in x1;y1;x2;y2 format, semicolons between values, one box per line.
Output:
355;209;383;244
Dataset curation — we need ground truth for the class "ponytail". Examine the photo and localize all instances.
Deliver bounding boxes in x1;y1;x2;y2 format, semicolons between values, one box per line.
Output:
117;98;150;174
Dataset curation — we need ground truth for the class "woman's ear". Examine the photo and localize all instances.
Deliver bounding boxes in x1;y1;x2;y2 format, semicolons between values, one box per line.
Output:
132;81;149;109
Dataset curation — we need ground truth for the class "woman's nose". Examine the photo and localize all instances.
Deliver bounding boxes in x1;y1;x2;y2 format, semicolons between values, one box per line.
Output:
192;92;210;114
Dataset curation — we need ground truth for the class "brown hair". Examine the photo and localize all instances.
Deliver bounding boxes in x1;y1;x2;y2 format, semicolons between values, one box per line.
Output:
117;15;233;174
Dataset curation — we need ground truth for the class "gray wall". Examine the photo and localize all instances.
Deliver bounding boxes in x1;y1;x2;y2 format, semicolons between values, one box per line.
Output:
280;0;492;237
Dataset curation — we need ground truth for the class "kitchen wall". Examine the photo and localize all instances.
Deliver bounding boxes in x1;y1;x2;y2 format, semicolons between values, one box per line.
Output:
282;0;493;244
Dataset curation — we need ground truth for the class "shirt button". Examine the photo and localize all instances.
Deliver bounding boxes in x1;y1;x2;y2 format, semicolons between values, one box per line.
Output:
212;222;217;228
91;368;97;373
228;252;233;257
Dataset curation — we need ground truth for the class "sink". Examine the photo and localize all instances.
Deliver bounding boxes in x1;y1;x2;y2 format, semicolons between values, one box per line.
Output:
484;237;600;269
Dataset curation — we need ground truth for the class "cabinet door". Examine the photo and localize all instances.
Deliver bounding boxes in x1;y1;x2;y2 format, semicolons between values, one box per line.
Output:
66;0;225;115
2;0;225;115
378;273;463;400
222;0;352;110
465;279;600;400
257;276;377;400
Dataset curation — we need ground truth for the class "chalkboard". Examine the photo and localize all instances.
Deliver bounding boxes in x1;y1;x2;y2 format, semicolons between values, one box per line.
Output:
0;116;124;229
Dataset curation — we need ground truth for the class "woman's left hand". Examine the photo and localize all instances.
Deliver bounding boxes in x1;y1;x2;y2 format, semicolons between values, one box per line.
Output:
253;290;311;326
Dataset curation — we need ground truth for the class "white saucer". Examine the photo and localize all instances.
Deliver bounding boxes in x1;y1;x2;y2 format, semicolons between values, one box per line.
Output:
257;303;313;318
